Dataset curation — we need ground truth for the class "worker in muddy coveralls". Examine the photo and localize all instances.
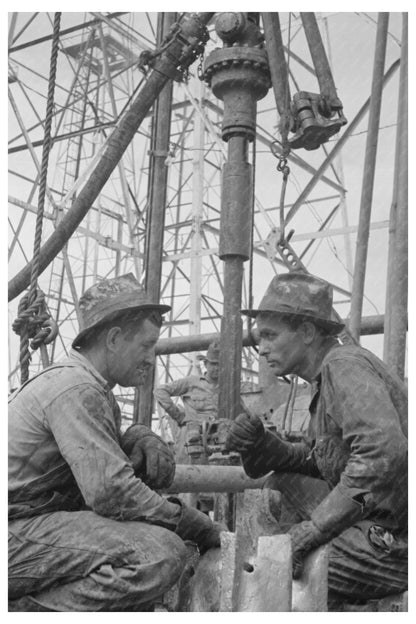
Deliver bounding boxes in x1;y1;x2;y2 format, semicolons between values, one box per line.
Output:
154;341;221;464
8;273;222;612
225;272;408;604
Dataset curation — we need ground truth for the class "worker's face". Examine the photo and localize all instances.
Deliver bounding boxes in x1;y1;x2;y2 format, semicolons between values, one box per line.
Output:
109;318;160;387
256;313;308;378
205;359;219;382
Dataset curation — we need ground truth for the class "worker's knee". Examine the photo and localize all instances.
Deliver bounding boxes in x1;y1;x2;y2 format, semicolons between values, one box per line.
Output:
152;530;188;593
327;526;408;600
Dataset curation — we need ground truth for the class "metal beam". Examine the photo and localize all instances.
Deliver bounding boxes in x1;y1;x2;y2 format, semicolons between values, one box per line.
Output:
137;12;175;425
8;12;128;53
349;13;389;340
383;13;408;378
155;314;390;356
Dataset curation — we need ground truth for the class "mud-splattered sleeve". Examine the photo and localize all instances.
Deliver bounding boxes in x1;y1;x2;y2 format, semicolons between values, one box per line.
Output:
311;357;407;534
46;384;181;528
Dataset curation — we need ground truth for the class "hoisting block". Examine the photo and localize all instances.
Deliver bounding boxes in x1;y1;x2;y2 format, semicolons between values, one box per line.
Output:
292;543;330;611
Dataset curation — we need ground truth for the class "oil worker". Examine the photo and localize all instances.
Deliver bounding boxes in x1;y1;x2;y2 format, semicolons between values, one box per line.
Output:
154;340;221;464
9;273;222;612
225;272;408;604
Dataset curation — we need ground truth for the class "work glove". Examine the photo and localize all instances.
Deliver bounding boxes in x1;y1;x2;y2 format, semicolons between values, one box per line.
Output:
287;482;369;579
169;496;224;554
225;413;312;479
224;412;266;452
121;424;175;489
287;520;329;579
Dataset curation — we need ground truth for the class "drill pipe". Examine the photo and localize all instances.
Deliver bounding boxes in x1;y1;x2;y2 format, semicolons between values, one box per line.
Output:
165;464;267;493
8;12;214;302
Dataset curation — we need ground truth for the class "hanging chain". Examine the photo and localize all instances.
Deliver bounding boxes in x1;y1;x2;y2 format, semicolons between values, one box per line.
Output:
268;13;294;245
197;49;205;80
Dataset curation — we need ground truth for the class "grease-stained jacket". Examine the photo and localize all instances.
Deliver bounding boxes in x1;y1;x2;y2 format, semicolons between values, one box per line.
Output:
8;350;181;528
243;343;408;534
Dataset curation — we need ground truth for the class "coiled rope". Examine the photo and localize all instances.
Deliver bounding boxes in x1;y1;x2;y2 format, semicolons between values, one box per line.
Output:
13;12;61;384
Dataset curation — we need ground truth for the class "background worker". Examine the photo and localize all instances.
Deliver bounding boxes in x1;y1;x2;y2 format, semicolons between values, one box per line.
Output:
9;274;222;612
226;271;408;604
154;341;221;464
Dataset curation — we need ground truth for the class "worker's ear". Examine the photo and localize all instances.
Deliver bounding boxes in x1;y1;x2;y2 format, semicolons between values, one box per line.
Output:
299;321;316;345
105;326;123;352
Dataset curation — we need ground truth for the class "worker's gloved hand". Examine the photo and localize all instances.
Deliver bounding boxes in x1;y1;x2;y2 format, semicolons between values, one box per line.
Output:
287;520;329;579
169;496;224;554
224;412;266;452
121;424;175;489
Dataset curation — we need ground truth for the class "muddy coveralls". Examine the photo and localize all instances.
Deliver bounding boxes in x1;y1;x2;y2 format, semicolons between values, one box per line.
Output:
154;374;219;463
241;343;408;601
8;350;187;611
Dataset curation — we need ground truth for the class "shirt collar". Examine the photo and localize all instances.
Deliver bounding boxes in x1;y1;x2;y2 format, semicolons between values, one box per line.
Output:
68;349;110;391
311;338;340;384
200;372;218;386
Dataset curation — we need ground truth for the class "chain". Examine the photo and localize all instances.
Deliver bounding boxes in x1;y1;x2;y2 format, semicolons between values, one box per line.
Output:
270;140;291;243
197;50;205;80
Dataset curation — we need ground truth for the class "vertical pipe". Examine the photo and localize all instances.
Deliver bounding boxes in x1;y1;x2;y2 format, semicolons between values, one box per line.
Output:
349;13;389;341
218;259;245;420
218;135;249;421
166;111;187;382
383;13;408;379
137;12;176;426
189;79;205;372
115;215;122;276
98;23;141;280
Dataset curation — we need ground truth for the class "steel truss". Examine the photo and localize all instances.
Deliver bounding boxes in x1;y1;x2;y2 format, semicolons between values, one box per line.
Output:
8;12;407;430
